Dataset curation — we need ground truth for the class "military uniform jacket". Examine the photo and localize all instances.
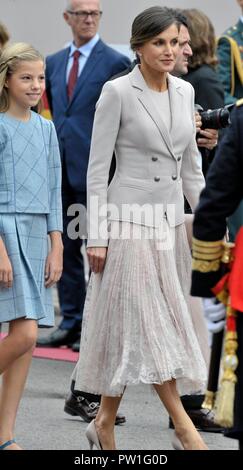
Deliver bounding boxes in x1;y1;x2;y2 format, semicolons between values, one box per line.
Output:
217;19;243;105
191;102;243;297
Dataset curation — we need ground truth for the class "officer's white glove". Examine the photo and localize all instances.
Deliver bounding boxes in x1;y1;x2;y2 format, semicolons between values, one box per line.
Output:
202;298;226;334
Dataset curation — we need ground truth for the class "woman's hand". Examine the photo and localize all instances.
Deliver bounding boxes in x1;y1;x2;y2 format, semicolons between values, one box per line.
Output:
0;239;13;288
45;233;63;288
87;247;107;273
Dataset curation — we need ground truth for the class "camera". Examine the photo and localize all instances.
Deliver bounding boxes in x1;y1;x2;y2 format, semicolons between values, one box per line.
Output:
195;104;234;130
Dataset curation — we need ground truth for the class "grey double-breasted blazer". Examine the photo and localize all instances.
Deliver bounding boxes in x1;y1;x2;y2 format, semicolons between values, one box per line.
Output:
87;65;204;247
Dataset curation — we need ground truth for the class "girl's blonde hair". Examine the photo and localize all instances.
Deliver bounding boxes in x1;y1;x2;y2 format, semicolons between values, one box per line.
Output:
0;42;44;112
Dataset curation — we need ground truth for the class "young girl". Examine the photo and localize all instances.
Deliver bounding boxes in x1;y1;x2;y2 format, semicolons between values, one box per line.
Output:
0;43;63;450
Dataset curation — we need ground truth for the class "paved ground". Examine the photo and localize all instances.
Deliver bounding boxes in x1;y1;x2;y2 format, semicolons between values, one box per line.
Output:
1;286;238;451
13;356;238;451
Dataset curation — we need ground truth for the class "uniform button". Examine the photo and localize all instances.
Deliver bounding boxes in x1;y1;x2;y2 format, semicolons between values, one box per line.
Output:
65;111;70;117
154;176;160;182
152;156;158;162
177;156;181;162
172;175;177;180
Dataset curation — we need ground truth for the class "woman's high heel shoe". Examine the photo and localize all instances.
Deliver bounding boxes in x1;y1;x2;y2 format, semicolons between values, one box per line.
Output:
171;432;184;450
85;419;102;450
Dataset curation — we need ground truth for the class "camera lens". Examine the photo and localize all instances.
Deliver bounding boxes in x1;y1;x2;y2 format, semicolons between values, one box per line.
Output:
218;108;231;128
200;108;231;130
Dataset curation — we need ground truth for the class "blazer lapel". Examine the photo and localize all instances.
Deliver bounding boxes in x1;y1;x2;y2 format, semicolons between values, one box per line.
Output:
167;74;183;140
59;47;70;108
129;66;176;159
67;40;104;108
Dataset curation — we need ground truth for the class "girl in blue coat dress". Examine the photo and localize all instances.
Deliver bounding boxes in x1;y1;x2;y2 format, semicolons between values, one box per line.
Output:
0;43;63;450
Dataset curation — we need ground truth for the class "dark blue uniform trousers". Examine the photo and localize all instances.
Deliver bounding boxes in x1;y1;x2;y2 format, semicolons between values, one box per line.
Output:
58;163;87;332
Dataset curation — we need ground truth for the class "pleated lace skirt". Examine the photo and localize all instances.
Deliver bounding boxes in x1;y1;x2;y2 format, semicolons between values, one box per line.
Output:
75;221;207;396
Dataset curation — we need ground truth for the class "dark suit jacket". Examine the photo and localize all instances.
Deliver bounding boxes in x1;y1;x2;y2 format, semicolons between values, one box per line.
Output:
183;64;225;176
183;64;224;111
45;39;131;193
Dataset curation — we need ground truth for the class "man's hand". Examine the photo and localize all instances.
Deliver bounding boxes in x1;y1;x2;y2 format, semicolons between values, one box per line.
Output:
195;111;202;133
203;298;226;333
197;128;218;150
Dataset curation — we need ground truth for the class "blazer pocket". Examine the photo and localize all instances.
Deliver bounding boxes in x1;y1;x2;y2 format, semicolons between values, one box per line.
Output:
0;190;11;204
119;177;151;191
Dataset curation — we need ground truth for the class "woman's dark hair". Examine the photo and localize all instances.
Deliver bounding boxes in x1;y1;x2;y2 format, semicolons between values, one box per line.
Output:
182;9;218;69
130;6;180;51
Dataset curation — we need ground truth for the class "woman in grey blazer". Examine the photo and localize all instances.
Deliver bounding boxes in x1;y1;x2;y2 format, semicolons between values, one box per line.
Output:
75;7;208;450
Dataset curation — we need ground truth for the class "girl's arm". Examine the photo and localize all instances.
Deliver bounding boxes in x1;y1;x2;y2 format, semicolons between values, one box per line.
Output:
45;231;63;288
46;121;63;234
0;237;13;288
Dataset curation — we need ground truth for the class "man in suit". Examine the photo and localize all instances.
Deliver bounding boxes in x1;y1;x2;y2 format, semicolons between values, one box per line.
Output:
37;0;130;424
37;0;130;349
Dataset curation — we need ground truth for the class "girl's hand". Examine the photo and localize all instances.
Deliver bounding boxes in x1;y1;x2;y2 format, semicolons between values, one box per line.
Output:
87;247;107;273
45;246;63;288
0;241;13;289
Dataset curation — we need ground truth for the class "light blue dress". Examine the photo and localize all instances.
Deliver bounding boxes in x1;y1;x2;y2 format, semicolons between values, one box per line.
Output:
0;111;62;326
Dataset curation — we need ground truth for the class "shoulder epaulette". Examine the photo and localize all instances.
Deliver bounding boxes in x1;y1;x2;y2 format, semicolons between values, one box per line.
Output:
218;35;243;92
225;23;238;37
236;98;243;107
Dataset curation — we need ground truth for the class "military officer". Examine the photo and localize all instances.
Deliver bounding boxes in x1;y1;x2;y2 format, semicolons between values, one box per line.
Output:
217;0;243;106
217;1;243;260
191;99;243;450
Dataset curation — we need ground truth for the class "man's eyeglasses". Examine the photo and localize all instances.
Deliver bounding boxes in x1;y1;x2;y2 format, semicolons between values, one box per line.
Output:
67;10;102;20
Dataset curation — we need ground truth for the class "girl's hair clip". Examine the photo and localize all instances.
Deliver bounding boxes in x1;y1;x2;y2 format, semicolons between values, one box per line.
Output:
0;56;18;74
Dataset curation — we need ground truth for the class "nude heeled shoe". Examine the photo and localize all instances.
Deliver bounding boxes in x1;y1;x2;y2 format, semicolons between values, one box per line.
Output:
85;419;102;450
171;432;184;450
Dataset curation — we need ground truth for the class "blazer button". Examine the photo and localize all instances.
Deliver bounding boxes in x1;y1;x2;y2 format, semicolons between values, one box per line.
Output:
172;175;177;181
154;176;160;182
152;157;158;162
177;156;181;162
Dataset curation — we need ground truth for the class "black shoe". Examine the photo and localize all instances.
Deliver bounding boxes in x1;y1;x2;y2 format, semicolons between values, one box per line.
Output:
169;408;224;433
37;328;79;348
71;340;80;352
64;393;126;426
